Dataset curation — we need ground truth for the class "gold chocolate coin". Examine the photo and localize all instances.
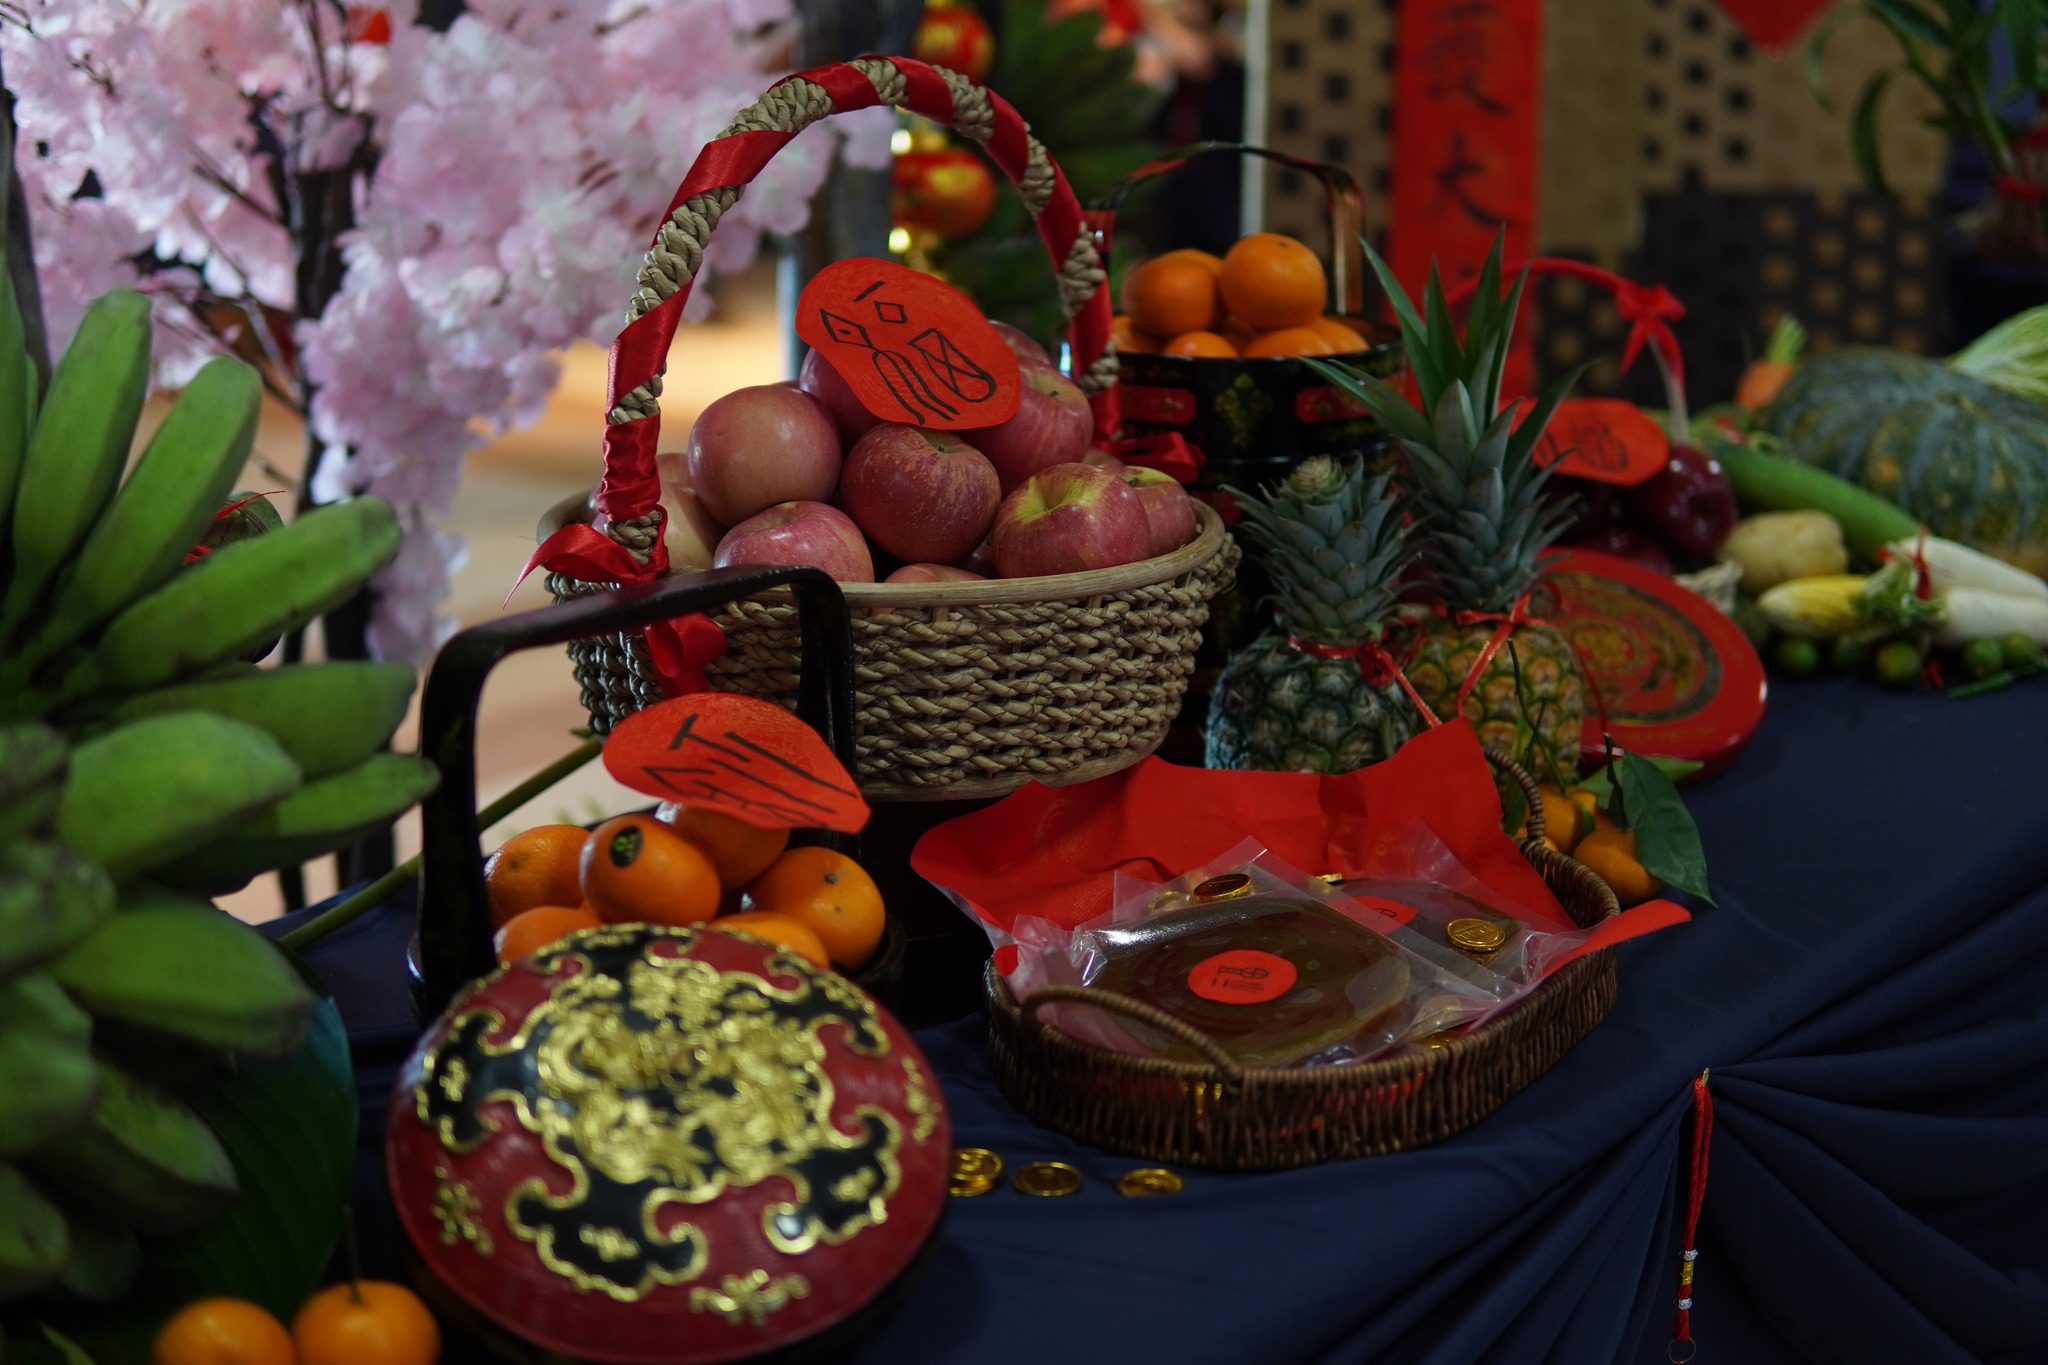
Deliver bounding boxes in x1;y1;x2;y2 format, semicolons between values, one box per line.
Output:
951;1148;1004;1182
1148;888;1193;914
1312;873;1345;886
1445;917;1508;955
1013;1161;1083;1197
949;1173;998;1198
1190;873;1253;902
1115;1167;1185;1197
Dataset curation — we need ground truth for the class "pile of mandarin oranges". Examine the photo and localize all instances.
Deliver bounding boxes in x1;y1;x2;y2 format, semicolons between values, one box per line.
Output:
484;805;886;974
1115;232;1366;360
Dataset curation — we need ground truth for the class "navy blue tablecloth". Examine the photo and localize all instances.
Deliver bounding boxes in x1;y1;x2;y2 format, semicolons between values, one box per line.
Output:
285;676;2048;1364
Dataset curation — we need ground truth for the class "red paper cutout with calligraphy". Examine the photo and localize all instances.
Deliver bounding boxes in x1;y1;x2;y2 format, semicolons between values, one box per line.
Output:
1533;398;1669;487
797;259;1020;430
602;693;869;833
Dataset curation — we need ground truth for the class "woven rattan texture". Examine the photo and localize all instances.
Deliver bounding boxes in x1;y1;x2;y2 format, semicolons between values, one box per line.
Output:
984;755;1623;1170
551;536;1239;797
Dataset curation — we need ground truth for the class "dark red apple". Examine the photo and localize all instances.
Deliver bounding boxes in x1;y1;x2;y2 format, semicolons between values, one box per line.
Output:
989;320;1055;371
1552;475;1620;540
886;563;986;584
1626;443;1738;560
798;348;881;446
1567;526;1674;575
1123;466;1197;557
962;368;1094;493
992;462;1152;578
838;424;1001;566
686;384;842;526
958;538;997;576
713;500;874;583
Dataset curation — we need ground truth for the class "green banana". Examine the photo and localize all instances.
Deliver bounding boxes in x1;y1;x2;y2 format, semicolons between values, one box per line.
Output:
0;1159;70;1298
54;712;301;877
0;842;115;981
0;289;154;646
28;1057;239;1236
0;722;66;843
46;897;316;1059
192;488;284;554
0;973;98;1157
24;357;262;663
156;752;439;896
50;1200;140;1302
70;496;402;700
0;269;30;548
100;661;416;779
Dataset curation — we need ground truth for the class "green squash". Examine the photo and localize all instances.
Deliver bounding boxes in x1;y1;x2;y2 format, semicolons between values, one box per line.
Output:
1759;349;2048;574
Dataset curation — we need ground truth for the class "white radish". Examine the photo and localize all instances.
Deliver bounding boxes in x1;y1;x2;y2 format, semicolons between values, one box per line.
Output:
1888;536;2048;604
1932;587;2048;648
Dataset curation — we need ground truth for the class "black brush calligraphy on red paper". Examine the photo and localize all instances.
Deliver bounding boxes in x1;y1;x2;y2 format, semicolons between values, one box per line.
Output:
602;694;870;833
797;258;1020;431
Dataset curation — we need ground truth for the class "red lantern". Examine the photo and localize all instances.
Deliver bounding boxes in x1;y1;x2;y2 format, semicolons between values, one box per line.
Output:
386;924;950;1365
912;2;995;80
892;147;998;238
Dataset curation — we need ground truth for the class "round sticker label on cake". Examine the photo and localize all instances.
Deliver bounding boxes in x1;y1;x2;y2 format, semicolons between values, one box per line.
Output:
1187;949;1297;1004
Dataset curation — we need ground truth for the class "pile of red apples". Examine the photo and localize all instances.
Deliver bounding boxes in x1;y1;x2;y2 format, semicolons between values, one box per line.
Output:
655;323;1197;586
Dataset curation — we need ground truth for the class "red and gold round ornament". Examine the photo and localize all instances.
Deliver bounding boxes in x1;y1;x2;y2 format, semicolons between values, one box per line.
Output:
912;1;995;80
386;924;950;1364
891;146;998;238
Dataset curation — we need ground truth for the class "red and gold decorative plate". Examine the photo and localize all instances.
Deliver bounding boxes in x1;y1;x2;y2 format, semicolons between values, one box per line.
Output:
386;924;949;1364
1535;549;1767;775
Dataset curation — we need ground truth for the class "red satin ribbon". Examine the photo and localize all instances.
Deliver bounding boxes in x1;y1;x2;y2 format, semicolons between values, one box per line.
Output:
1447;258;1688;400
1670;1069;1714;1360
1443;585;1614;754
1995;174;2048;203
1290;632;1444;727
516;522;727;697
1104;432;1204;484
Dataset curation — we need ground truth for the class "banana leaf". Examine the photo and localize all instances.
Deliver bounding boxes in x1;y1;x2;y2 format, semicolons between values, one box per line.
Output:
47;972;355;1359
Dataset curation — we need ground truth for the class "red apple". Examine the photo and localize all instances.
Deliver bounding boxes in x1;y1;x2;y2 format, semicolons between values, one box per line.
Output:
1626;442;1739;561
989;320;1055;371
1080;447;1127;474
886;563;986;584
798;348;881;447
713;501;874;583
992;462;1152;578
958;538;997;576
962;368;1094;493
686;384;841;526
838;424;1001;566
1123;466;1197;557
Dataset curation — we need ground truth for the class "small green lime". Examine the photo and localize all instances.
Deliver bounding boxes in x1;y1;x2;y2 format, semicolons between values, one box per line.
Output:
1772;636;1821;677
1962;637;2008;679
1874;640;1923;687
1999;631;2043;671
1827;636;1870;673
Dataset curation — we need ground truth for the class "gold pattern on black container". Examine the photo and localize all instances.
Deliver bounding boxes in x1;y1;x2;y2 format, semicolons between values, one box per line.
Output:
412;926;904;1302
690;1270;811;1326
431;1165;492;1254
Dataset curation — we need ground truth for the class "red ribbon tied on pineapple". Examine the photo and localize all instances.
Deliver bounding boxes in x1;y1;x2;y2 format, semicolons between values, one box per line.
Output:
1290;632;1444;727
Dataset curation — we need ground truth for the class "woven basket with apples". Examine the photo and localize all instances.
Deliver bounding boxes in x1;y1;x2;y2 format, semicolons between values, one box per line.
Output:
534;56;1237;800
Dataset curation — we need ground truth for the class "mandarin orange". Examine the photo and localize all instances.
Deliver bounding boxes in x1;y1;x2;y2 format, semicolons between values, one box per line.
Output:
1122;254;1223;338
152;1297;296;1365
1162;330;1239;358
745;846;887;969
293;1281;442;1365
1220;233;1327;331
1243;326;1335;358
655;802;790;889
493;905;601;966
482;824;589;930
580;814;721;927
1111;314;1159;354
712;913;831;969
1307;315;1370;352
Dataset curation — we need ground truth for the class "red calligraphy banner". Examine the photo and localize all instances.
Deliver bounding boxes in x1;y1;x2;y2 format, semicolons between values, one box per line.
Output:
1387;0;1545;395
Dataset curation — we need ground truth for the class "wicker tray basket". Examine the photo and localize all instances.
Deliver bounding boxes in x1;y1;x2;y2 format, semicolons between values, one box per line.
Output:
542;55;1237;800
984;753;1620;1170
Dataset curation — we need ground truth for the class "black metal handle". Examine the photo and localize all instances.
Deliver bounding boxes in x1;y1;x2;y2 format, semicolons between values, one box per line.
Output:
411;566;856;1017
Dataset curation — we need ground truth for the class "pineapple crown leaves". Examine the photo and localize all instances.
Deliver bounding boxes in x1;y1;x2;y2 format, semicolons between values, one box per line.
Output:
1300;233;1587;613
1225;457;1416;645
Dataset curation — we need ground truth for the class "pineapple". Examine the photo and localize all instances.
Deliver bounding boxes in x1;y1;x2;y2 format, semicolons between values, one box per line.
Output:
1205;457;1424;773
1309;237;1586;769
